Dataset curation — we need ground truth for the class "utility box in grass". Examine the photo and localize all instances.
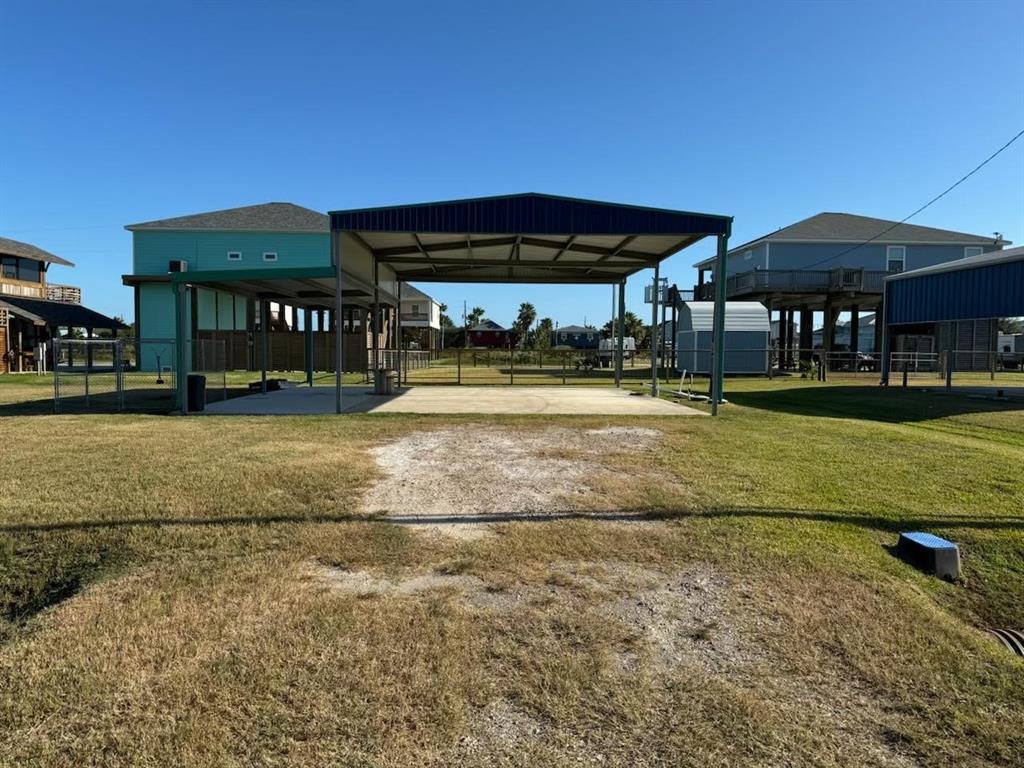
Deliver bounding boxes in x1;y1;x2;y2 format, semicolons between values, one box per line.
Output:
897;532;961;581
675;301;770;374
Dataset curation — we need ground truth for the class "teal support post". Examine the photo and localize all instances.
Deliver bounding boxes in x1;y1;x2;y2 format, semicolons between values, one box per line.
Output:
396;280;403;385
879;288;891;386
260;299;268;395
334;231;344;414
174;282;189;413
650;264;660;397
616;280;626;387
710;228;730;415
304;306;313;387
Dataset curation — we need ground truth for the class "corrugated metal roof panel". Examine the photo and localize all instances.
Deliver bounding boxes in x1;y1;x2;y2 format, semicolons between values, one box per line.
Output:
331;193;730;236
679;301;769;332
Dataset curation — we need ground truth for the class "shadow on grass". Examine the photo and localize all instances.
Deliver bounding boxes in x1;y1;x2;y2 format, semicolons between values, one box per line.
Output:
725;385;1024;423
0;386;264;416
3;506;1021;535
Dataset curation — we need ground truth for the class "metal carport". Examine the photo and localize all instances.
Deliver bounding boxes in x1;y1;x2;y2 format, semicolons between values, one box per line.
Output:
880;245;1024;386
171;193;733;414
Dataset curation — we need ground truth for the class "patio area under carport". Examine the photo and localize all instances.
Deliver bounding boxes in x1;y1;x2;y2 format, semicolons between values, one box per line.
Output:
203;384;706;416
172;193;734;414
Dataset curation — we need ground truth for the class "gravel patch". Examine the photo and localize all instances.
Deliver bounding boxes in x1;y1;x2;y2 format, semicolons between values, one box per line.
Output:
361;425;663;538
312;565;484;597
606;564;743;673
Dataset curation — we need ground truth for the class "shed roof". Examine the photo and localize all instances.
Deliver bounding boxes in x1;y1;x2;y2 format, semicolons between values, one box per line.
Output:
694;212;1007;268
126;203;328;233
679;301;769;332
0;236;74;267
332;193;731;284
0;296;124;328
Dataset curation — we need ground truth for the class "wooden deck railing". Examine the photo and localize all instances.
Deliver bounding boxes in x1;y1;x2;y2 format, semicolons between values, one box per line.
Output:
697;267;889;300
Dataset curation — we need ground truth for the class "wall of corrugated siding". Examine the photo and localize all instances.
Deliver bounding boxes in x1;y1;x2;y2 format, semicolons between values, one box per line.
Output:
886;259;1024;324
675;330;770;374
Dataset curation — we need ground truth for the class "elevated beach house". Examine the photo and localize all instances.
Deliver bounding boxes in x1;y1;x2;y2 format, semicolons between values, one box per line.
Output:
694;212;1008;365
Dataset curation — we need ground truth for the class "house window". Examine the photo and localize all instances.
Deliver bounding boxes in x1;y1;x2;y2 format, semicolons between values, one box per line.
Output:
17;258;41;282
263;252;278;262
743;250;753;261
411;303;420;314
886;246;906;273
227;251;242;261
964;246;983;258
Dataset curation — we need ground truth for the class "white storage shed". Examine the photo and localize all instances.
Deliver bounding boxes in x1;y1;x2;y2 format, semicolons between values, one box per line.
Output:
676;301;770;374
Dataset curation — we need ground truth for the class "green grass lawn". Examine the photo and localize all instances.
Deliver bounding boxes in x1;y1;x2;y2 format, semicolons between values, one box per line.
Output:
0;374;1021;766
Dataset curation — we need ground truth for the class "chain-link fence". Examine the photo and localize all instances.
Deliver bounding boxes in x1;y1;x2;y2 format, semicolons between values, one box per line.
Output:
54;337;226;413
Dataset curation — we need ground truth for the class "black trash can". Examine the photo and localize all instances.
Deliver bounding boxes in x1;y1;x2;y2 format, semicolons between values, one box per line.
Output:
187;374;207;412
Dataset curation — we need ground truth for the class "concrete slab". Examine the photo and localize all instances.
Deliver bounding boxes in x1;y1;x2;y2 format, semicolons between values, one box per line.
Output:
203;385;705;416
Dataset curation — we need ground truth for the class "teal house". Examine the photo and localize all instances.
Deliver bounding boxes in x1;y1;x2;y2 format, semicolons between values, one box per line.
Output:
123;202;398;375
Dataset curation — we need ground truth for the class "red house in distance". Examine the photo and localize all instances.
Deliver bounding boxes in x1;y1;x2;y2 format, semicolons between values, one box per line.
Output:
467;319;518;348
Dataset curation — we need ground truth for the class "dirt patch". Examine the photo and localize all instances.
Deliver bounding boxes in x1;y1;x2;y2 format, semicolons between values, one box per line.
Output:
454;698;544;757
361;425;663;538
606;564;743;673
311;564;484;597
452;698;605;765
310;559;916;766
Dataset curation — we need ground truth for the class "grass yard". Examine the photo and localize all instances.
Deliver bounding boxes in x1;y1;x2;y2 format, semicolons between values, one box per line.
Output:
0;374;1021;766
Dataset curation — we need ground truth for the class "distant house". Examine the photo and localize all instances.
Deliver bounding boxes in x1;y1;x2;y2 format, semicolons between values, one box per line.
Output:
1;236;122;373
693;212;1009;364
813;313;878;353
468;319;516;348
399;284;441;350
552;324;599;349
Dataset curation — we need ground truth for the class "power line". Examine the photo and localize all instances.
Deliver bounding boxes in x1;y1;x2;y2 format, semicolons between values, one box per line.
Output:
800;126;1024;270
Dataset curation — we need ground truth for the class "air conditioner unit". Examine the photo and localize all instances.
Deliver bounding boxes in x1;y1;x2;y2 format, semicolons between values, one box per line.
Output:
168;260;188;273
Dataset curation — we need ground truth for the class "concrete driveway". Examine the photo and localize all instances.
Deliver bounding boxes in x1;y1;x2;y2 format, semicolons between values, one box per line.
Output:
203;385;705;416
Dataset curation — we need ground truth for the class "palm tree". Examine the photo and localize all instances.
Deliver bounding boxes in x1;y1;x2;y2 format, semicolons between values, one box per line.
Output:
515;302;537;348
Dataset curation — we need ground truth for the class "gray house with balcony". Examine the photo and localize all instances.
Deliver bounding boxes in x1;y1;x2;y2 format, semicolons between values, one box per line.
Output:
693;213;1008;366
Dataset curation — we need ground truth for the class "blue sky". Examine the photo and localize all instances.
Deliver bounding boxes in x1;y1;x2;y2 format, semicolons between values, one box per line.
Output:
2;0;1022;325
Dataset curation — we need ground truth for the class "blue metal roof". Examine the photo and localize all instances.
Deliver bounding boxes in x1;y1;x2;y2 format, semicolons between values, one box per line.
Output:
886;247;1024;325
330;193;730;236
328;193;732;285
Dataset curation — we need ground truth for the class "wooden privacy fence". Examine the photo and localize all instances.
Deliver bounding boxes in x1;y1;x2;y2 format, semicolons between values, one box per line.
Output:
195;330;368;373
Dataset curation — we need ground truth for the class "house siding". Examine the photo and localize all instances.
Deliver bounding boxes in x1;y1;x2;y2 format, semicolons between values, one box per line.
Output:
744;242;1000;273
133;230;329;348
132;231;329;276
717;243;767;277
138;282;183;341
